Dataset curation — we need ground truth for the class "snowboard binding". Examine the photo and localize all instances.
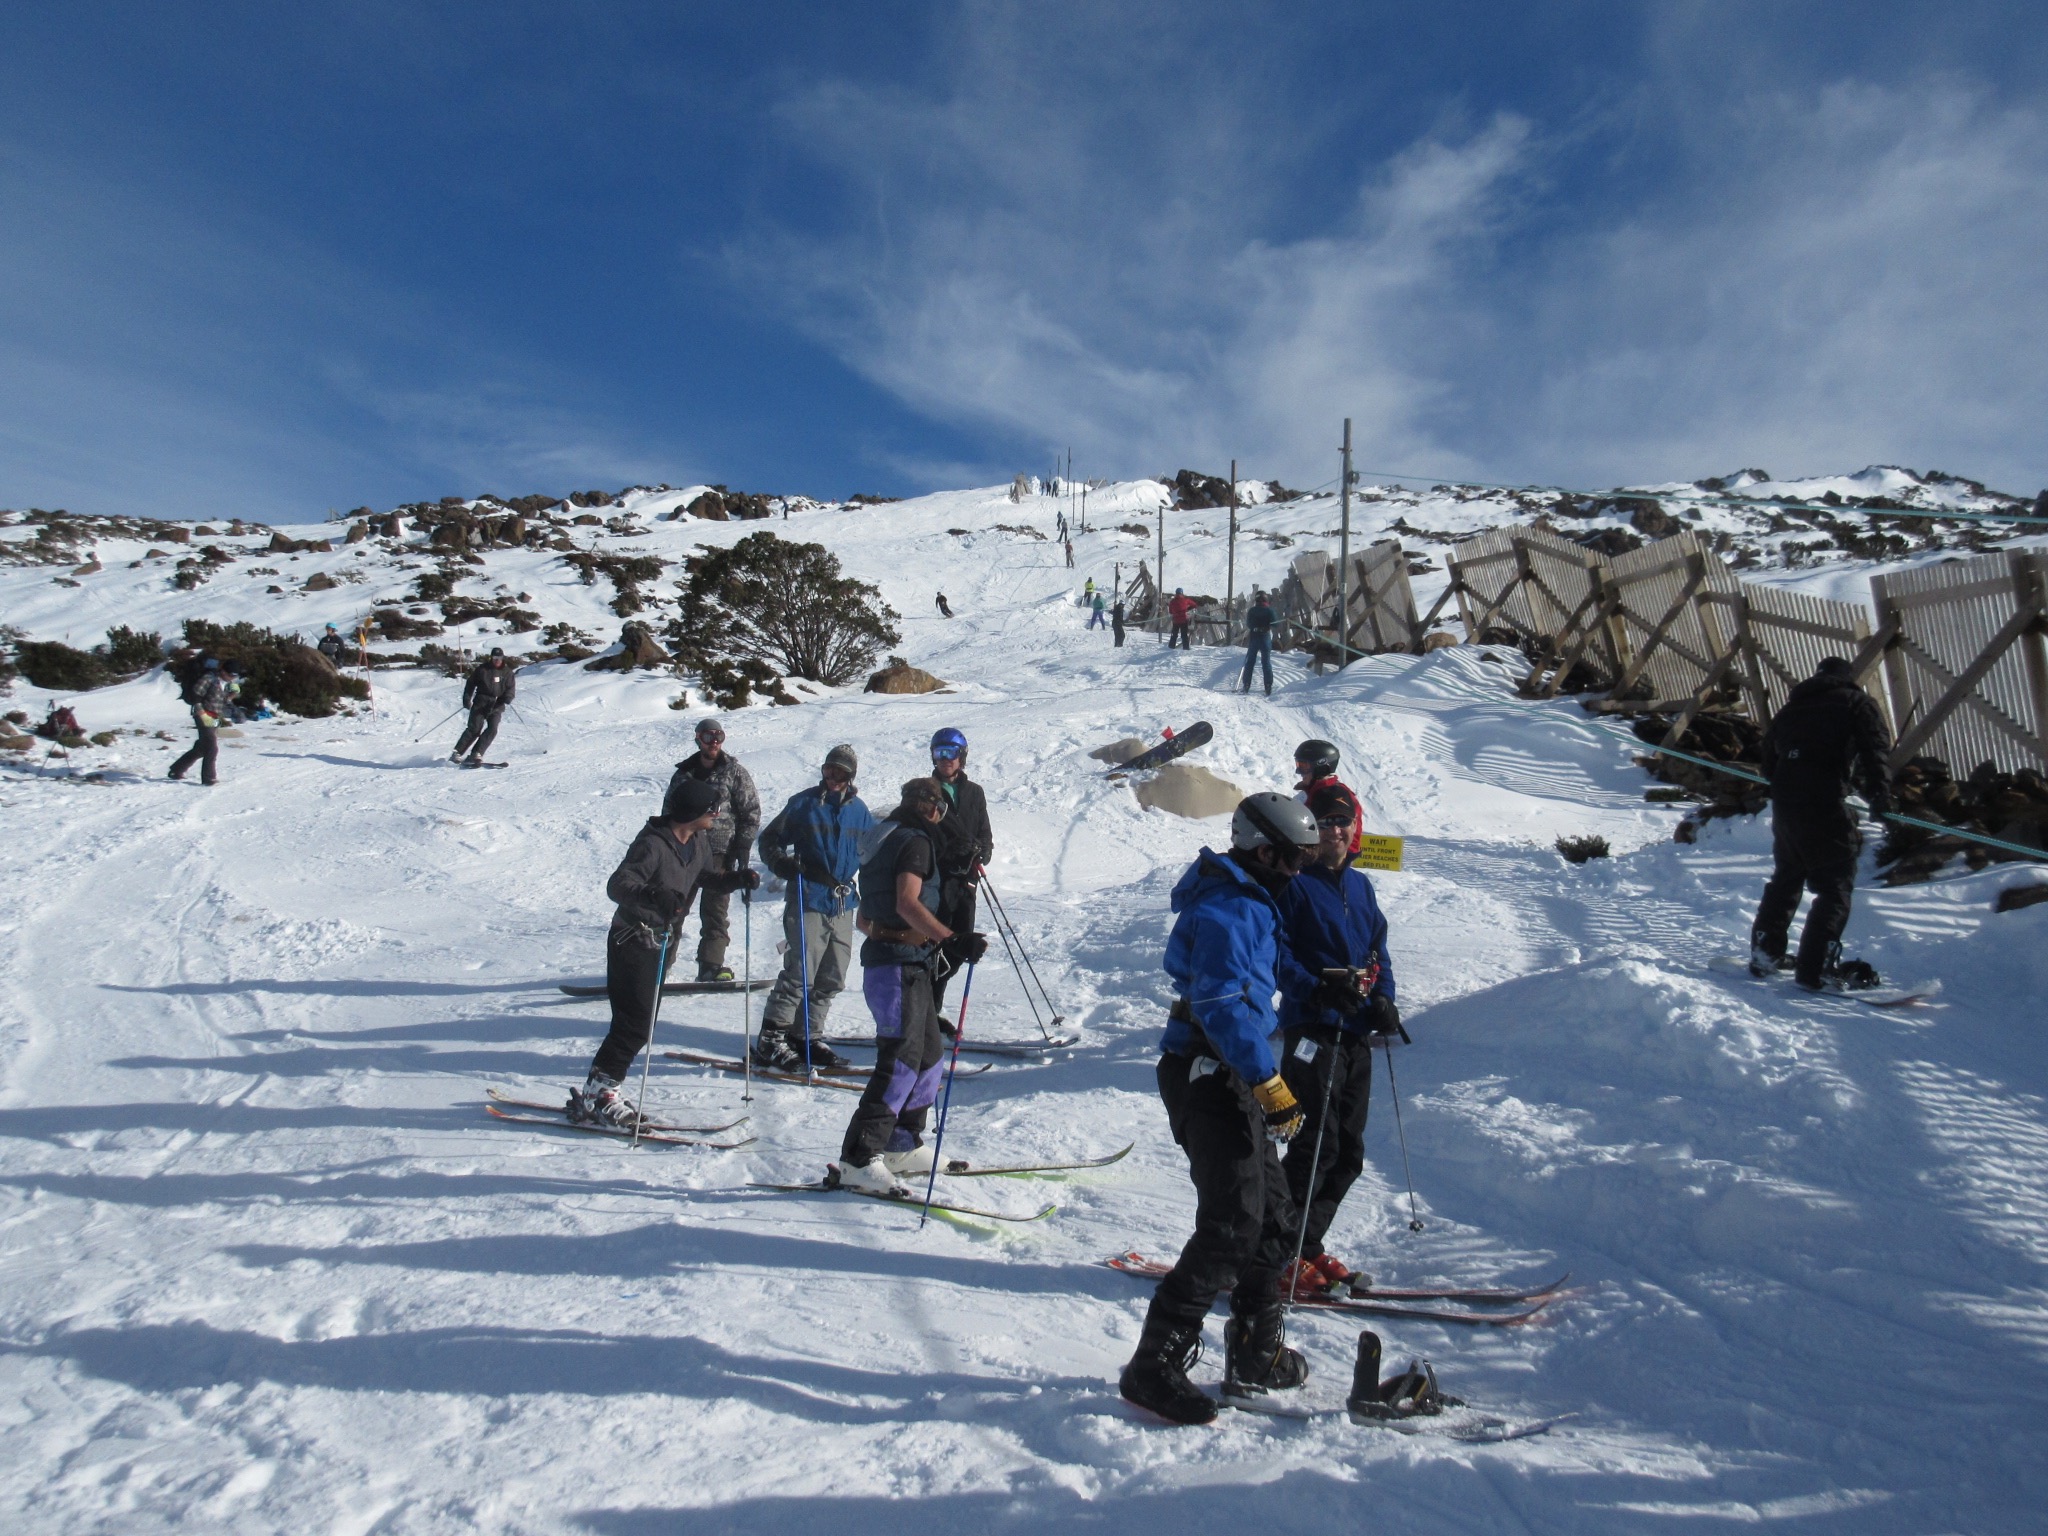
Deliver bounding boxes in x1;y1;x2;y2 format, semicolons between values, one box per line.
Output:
1346;1331;1463;1423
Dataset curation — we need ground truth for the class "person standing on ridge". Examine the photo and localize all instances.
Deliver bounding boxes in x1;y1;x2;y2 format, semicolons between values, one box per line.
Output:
1271;782;1400;1299
565;779;760;1128
1239;590;1276;695
1293;739;1363;858
1167;588;1197;650
832;778;987;1195
754;743;873;1073
316;624;347;664
168;658;236;786
1119;792;1320;1426
451;648;516;765
1749;657;1893;991
664;717;762;983
926;728;994;1024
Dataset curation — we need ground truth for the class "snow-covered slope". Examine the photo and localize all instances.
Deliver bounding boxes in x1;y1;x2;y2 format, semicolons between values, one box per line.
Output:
2;481;2046;1533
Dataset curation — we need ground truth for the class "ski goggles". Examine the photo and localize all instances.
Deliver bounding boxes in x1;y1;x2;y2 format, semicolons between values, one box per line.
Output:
696;727;725;744
929;744;964;762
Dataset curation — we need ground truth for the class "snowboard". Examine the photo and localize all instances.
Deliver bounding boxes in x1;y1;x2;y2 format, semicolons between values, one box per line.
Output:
1708;956;1940;1008
558;979;774;997
1103;721;1214;777
1212;1392;1571;1441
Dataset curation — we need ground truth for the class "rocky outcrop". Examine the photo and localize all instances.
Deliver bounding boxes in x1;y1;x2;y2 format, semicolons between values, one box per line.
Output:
583;622;672;672
864;664;946;694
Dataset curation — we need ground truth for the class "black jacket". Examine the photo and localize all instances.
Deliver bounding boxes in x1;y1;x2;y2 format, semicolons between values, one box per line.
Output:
930;773;994;877
606;819;744;940
464;659;516;710
1760;672;1891;814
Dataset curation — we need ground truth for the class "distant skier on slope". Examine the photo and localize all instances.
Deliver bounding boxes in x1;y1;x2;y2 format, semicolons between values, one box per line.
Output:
753;743;873;1072
168;659;237;787
316;624;347;664
1167;589;1196;650
663;718;762;982
1088;590;1109;630
1119;791;1319;1426
1239;590;1276;695
1271;782;1400;1299
926;727;994;1024
1749;657;1893;991
565;779;759;1129
1111;595;1126;647
830;777;986;1195
936;592;954;618
451;649;516;766
1293;738;1363;857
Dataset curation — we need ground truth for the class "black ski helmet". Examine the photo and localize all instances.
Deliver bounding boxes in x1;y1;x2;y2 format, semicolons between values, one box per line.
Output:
1294;739;1339;779
1230;791;1319;854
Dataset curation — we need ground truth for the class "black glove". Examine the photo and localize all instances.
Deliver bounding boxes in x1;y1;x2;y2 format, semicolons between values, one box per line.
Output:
727;839;753;873
1367;993;1403;1038
1311;977;1367;1016
735;868;761;893
766;852;798;881
953;930;990;964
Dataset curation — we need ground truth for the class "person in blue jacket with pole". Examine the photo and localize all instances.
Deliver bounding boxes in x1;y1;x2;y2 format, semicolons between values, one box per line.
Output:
1119;791;1321;1426
1272;782;1401;1298
752;743;873;1072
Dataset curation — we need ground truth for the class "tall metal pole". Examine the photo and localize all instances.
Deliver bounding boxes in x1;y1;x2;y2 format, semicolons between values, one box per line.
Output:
1336;418;1354;668
1225;458;1238;645
1156;494;1166;639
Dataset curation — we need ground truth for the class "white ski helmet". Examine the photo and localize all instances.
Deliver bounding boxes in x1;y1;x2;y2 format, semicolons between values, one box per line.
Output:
1230;791;1319;854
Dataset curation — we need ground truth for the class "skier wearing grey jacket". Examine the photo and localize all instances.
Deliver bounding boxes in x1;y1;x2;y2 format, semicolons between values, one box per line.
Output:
662;717;762;981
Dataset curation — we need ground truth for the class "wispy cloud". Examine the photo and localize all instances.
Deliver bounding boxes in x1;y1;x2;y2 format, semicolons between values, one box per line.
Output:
742;21;2048;494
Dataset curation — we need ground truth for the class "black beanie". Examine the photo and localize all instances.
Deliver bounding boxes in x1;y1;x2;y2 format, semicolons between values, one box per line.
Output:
664;779;721;822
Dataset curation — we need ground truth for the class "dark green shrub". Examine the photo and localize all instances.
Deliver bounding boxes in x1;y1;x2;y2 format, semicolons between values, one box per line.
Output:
101;627;164;673
180;619;370;717
16;640;106;690
670;532;898;687
1556;834;1611;864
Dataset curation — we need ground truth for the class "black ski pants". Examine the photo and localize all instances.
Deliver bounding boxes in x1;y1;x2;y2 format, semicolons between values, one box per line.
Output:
931;878;979;1014
589;925;674;1083
1169;620;1191;650
169;725;219;785
454;704;503;760
1751;805;1860;987
1144;1050;1300;1332
1278;1027;1375;1260
1112;620;1125;647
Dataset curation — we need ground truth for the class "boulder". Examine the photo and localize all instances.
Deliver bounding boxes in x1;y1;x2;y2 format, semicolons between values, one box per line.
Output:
345;521;369;543
864;664;946;695
583;622;672;672
303;571;339;591
686;491;730;521
1422;631;1462;651
1130;762;1245;819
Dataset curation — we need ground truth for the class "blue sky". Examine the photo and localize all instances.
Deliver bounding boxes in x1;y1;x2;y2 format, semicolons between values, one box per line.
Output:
3;2;2045;521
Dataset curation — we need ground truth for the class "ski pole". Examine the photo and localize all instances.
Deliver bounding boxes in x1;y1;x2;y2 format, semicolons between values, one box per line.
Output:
632;929;673;1149
740;882;754;1104
1382;1039;1424;1231
919;960;976;1229
413;706;464;743
796;871;814;1082
981;886;1049;1040
980;877;1062;1037
1285;1033;1344;1306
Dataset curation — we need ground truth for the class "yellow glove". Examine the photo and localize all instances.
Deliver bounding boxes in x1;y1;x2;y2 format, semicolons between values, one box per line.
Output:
1252;1074;1304;1142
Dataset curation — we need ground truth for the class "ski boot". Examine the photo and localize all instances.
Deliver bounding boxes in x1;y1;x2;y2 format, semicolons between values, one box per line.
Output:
1281;1256;1332;1300
1120;1318;1216;1426
1346;1331;1463;1423
750;1033;804;1072
807;1040;852;1071
1222;1302;1308;1399
829;1159;912;1197
1312;1252;1368;1294
1748;942;1790;978
565;1072;642;1130
882;1134;936;1177
448;750;466;765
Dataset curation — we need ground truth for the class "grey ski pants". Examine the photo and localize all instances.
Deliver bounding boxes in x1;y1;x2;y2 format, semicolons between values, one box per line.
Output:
759;903;854;1038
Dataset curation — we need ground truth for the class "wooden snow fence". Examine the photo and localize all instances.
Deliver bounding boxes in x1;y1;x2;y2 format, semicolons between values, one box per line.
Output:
1337;540;1424;656
1870;549;2048;775
1426;526;1622;688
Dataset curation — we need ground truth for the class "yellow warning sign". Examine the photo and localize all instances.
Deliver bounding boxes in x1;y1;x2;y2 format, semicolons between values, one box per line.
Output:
1349;835;1405;873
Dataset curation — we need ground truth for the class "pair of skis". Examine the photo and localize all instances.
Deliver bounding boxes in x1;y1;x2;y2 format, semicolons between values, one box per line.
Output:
482;1089;755;1148
659;1047;991;1090
558;979;773;997
1102;1252;1571;1328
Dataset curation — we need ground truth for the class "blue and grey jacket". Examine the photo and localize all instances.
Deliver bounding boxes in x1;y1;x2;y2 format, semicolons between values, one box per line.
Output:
1275;861;1395;1034
757;784;875;916
1160;847;1284;1085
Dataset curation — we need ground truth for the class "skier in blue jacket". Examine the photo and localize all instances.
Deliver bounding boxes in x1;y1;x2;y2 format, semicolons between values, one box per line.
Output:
1272;782;1401;1297
753;744;874;1072
1119;791;1321;1426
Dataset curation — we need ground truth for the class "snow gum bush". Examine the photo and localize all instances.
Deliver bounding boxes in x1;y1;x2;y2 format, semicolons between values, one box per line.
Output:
14;627;165;690
181;618;370;717
670;532;900;688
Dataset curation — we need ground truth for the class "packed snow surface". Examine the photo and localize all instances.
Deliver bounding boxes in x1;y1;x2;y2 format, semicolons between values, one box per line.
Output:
3;485;2047;1533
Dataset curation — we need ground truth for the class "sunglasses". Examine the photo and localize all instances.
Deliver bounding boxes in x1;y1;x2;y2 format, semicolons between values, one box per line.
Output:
1315;815;1355;829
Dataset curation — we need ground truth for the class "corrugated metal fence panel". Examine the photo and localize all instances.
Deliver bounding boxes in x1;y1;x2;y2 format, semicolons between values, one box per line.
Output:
1447;527;1530;639
1873;551;2047;774
1345;540;1418;654
1606;534;1741;704
1516;529;1605;646
1738;582;1879;723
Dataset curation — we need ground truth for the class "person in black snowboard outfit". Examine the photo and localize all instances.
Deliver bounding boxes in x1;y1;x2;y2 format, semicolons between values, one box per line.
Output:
925;727;994;1021
568;778;760;1128
1750;657;1893;990
1119;791;1320;1426
452;649;516;765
